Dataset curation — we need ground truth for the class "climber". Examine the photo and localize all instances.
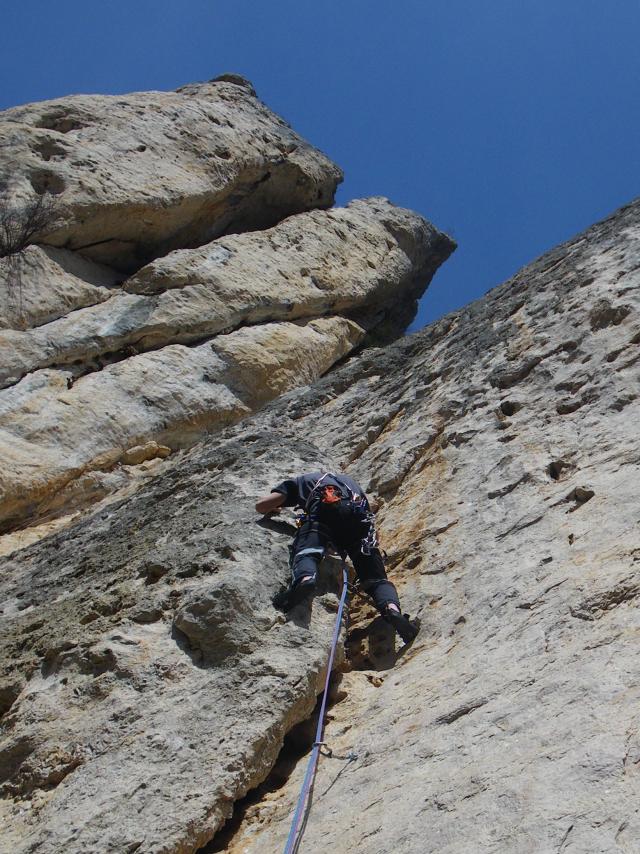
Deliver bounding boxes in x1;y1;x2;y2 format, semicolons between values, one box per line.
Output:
255;471;420;644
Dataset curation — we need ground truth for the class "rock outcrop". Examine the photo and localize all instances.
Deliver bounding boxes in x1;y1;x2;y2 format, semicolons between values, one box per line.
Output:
1;196;638;853
0;198;450;388
0;245;122;330
0;431;349;853
1;76;638;854
0;76;342;271
0;197;453;535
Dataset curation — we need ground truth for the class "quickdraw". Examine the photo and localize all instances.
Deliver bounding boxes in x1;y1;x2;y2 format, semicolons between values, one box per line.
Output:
360;512;379;556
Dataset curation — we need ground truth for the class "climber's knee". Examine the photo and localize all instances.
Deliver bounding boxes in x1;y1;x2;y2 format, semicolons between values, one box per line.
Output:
290;547;324;584
362;579;401;614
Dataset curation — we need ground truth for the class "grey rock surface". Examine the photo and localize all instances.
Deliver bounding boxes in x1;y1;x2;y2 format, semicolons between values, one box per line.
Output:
218;199;640;853
0;432;348;854
0;77;342;271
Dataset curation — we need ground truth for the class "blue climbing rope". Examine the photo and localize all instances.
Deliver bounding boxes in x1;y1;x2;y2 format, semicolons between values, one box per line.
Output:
283;559;350;854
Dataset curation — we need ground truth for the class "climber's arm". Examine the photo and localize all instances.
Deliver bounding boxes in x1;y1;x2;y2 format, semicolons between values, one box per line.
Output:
255;491;287;515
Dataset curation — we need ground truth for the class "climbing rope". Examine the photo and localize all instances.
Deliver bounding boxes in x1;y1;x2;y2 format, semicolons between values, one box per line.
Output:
283;559;350;854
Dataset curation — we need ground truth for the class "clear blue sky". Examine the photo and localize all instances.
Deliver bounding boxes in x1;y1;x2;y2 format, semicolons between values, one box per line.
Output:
2;1;639;329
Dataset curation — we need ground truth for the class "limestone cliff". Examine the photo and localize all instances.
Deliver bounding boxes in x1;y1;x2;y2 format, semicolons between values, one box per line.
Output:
0;79;453;541
220;198;640;854
0;74;341;271
1;78;639;854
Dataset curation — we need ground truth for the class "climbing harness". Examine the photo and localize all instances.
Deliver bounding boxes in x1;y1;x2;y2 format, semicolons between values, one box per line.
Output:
302;473;379;558
283;558;350;854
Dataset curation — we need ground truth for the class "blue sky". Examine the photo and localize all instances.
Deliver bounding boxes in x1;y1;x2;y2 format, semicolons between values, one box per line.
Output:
2;1;639;329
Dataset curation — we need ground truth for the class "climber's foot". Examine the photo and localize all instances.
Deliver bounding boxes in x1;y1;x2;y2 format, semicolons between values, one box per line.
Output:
384;607;421;644
287;576;317;610
274;576;316;611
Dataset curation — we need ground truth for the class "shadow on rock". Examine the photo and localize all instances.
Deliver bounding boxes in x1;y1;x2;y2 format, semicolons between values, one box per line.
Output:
286;599;313;630
255;516;298;536
347;615;399;672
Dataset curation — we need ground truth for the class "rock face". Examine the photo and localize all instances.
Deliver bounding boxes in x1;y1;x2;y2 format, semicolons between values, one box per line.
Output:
1;196;637;854
218;199;640;854
1;77;638;854
0;198;450;388
0;197;453;535
0;429;352;853
0;76;342;271
0;80;453;540
0;245;122;330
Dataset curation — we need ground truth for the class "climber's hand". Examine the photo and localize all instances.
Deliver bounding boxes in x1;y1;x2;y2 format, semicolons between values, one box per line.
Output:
255;491;286;515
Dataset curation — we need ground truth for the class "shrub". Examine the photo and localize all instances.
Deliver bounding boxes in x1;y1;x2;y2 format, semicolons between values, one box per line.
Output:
0;193;59;258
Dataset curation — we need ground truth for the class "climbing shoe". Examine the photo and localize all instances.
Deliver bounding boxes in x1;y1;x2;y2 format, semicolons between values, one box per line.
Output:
288;576;316;609
273;577;316;612
385;610;421;644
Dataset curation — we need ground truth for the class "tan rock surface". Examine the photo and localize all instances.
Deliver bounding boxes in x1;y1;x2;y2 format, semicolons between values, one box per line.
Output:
0;198;451;387
0;75;456;852
218;198;640;854
0;244;121;330
120;442;172;466
0;76;342;271
4;72;636;854
0;198;453;533
0;316;364;533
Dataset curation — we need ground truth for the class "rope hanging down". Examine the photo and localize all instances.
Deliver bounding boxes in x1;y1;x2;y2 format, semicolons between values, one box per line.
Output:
283;559;350;854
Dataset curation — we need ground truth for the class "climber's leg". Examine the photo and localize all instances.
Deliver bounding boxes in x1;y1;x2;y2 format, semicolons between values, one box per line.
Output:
347;544;420;643
273;522;328;611
289;521;327;586
347;545;400;611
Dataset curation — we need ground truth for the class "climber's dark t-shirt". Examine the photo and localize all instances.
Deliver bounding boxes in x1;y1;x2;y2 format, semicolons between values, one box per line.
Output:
271;471;366;509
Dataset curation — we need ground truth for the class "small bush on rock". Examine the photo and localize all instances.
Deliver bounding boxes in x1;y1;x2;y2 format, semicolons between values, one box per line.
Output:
0;193;58;258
